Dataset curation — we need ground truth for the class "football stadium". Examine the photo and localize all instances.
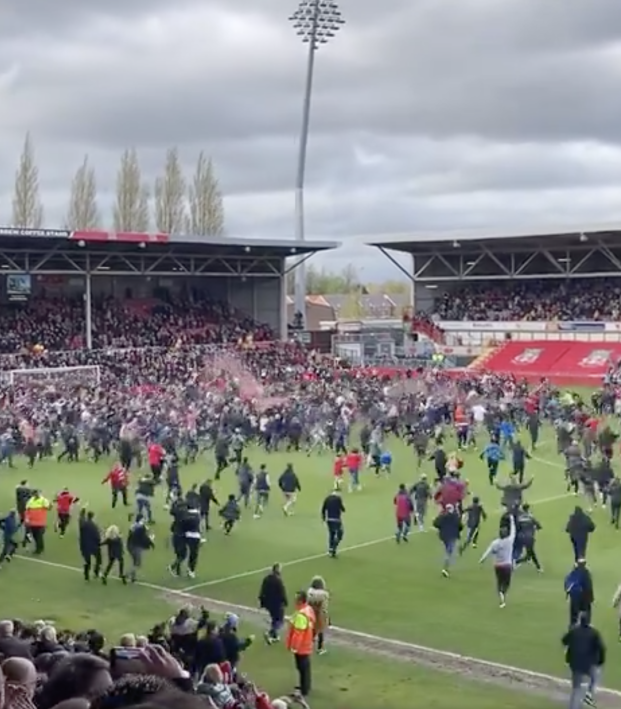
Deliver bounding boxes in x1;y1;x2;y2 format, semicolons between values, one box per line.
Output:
1;223;621;709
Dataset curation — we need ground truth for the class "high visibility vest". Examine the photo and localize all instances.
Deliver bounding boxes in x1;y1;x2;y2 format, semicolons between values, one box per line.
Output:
25;497;50;528
286;604;315;655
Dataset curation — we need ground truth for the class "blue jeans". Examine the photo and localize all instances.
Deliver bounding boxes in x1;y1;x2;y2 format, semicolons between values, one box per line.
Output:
443;539;456;567
136;497;152;522
569;667;600;709
267;606;284;639
396;519;411;540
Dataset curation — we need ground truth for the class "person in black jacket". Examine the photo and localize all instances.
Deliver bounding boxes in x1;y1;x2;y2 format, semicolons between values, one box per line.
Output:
511;440;531;484
219;613;253;668
258;563;288;644
0;621;32;659
101;524;127;585
514;504;542;571
127;516;155;583
78;508;102;582
192;620;226;679
566;507;596;561
321;491;346;557
429;446;447;481
562;613;606;709
279;464;302;516
198;479;219;531
433;504;462;578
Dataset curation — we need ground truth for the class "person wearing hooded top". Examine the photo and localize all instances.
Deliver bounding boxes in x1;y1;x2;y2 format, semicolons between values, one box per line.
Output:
479;513;516;608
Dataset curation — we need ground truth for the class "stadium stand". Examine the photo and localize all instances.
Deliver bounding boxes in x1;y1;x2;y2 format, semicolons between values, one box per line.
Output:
0;612;308;709
434;279;621;322
0;295;275;354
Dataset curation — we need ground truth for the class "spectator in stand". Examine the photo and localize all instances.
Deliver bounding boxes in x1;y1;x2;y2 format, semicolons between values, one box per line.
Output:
0;293;275;354
435;279;621;322
1;657;38;709
0;612;309;709
0;621;32;660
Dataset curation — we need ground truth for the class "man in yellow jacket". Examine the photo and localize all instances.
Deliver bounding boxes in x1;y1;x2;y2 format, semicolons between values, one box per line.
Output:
286;590;316;697
25;491;51;554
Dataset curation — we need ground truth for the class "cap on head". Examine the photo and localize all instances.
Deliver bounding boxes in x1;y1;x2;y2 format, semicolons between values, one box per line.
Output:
224;612;239;629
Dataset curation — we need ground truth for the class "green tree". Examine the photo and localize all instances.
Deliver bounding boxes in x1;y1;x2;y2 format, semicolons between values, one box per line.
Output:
12;133;44;228
339;292;363;319
187;152;225;236
382;279;409;295
305;265;361;294
65;156;100;230
154;147;187;234
112;148;150;232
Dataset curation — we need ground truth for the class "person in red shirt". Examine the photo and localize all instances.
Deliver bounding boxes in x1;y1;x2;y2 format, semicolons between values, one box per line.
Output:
345;449;362;492
394;484;414;543
148;441;166;484
584;416;599;458
332;455;345;491
55;488;79;537
102;463;129;508
437;473;467;513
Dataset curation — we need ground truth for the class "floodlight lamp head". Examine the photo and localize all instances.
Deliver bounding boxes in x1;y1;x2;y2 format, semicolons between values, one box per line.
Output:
289;0;344;47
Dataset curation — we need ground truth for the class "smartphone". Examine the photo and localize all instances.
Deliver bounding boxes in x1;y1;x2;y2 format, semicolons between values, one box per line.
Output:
111;647;143;660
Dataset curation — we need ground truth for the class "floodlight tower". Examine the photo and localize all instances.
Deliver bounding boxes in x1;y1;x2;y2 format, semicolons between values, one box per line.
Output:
289;0;345;327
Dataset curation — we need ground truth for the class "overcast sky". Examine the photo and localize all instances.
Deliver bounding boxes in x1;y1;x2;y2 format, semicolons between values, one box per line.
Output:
2;0;621;280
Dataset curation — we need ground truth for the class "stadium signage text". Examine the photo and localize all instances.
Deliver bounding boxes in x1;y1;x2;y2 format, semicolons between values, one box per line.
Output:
438;320;611;332
0;227;71;238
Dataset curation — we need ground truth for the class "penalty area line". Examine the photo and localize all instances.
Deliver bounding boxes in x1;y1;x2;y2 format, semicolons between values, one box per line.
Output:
181;490;573;592
181;534;395;591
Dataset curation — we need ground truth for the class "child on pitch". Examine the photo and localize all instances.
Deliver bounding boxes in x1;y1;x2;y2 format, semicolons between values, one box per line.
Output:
346;448;362;492
380;449;392;475
333;454;345;491
219;494;241;535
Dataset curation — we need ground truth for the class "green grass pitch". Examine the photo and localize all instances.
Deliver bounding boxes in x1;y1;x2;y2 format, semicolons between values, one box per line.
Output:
1;425;618;708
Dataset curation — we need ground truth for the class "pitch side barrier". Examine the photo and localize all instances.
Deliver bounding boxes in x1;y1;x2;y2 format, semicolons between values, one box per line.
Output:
0;344;600;385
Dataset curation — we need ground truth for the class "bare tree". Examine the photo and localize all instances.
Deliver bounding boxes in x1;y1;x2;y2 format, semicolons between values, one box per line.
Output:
154;148;186;233
65;156;100;230
112;148;150;232
188;152;225;236
12;132;44;228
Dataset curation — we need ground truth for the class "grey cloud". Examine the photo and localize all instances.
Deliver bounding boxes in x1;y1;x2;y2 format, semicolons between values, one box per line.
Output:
5;1;621;150
2;0;621;273
0;0;198;39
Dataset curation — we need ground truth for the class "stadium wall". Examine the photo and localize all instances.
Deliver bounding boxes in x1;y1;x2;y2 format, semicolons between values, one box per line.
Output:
438;320;621;345
470;340;621;387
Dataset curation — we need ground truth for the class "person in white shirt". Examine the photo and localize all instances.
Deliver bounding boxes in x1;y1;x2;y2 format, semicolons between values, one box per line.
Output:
479;513;516;608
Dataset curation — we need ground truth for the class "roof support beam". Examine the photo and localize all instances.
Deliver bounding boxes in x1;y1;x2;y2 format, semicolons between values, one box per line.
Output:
376;246;416;283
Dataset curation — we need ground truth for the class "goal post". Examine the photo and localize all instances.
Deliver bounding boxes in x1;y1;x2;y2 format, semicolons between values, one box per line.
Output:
8;365;101;388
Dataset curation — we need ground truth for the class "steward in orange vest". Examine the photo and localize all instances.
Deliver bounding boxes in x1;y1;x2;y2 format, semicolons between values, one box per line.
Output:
286;591;316;696
24;491;51;555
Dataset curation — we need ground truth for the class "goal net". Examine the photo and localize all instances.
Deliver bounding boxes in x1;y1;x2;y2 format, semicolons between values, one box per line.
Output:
7;365;101;388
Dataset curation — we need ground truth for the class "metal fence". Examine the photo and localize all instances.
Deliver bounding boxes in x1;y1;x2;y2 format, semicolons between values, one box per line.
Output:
331;332;436;367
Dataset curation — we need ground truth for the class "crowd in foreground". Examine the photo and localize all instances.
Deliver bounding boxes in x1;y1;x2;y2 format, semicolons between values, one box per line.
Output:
435;279;621;322
0;608;312;709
